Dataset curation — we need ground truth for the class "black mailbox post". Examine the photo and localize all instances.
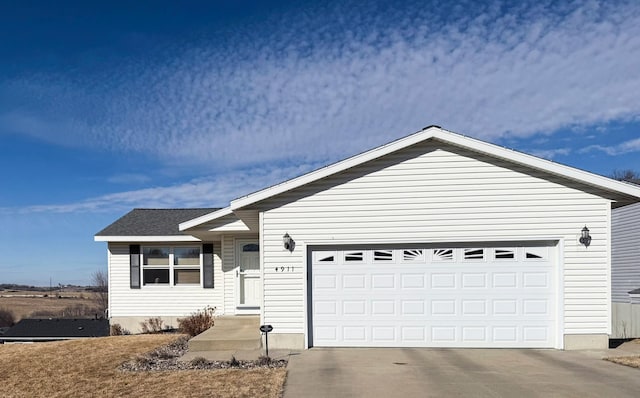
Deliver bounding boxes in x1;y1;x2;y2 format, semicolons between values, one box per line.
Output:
260;324;273;357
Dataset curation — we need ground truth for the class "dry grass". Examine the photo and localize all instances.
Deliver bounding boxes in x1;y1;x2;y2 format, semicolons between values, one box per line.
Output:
605;356;640;368
605;339;640;369
0;290;98;321
0;334;287;398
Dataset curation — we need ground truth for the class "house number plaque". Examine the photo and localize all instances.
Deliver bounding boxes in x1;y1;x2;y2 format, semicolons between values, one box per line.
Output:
275;266;294;272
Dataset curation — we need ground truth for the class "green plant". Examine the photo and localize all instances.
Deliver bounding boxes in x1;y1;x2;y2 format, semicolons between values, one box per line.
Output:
140;317;164;334
177;306;215;336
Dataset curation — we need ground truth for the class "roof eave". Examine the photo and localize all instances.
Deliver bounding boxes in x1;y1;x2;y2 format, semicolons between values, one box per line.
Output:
230;126;442;210
228;126;640;211
178;207;233;231
94;235;201;242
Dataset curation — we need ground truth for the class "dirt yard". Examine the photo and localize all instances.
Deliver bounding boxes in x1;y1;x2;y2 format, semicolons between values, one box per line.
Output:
0;334;287;398
0;290;99;321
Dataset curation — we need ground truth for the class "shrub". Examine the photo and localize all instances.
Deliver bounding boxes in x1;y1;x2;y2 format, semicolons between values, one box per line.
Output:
190;357;211;368
229;356;240;368
0;307;15;327
140;317;164;334
177;306;215;336
257;355;271;366
110;323;130;336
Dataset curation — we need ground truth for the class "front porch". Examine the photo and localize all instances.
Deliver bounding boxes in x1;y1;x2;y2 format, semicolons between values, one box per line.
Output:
182;315;290;361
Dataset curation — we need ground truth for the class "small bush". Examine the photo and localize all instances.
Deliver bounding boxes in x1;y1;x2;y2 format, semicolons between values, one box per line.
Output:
140;317;164;334
110;323;130;336
257;355;271;366
229;356;240;368
0;307;15;327
190;357;211;368
178;306;215;336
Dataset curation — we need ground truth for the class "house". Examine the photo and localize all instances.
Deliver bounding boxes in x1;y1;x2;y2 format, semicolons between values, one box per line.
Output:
611;201;640;338
95;126;640;350
0;318;109;343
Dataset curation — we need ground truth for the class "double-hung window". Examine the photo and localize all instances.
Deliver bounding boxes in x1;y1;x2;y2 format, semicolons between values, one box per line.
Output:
143;247;170;285
173;247;201;285
142;246;201;286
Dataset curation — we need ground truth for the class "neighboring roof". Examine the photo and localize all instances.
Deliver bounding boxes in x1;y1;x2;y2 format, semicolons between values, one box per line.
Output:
181;126;640;230
95;208;219;241
629;288;640;295
1;318;109;341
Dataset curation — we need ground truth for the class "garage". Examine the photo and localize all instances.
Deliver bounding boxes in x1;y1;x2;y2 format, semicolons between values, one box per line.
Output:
310;244;557;348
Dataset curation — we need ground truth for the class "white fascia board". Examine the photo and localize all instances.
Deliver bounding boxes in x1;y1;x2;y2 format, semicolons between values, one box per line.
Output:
229;126;640;211
178;207;233;231
94;235;201;242
434;130;640;199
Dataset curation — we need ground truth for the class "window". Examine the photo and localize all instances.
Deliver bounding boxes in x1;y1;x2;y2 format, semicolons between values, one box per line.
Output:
143;247;169;285
403;249;424;262
173;247;201;285
494;249;515;260
142;246;202;286
433;249;454;261
463;248;484;260
345;251;364;262
374;250;393;261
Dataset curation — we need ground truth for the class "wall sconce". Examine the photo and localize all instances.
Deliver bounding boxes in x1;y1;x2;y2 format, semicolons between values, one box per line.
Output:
283;233;294;252
579;226;591;247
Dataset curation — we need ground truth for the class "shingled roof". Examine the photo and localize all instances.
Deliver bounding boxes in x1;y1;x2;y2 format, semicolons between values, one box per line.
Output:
95;208;219;236
1;318;109;341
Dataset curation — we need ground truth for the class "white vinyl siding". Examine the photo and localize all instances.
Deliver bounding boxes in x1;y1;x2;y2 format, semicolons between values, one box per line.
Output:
107;242;223;317
222;235;236;314
612;202;640;302
257;141;612;338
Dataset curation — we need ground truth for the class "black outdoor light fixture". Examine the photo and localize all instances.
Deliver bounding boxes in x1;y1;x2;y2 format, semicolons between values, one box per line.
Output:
283;232;294;252
579;226;592;247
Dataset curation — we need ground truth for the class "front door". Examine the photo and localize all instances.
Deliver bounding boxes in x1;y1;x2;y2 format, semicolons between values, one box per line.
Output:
236;240;261;312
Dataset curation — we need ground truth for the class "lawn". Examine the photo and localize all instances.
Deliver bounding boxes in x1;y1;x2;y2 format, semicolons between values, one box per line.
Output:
605;340;640;369
0;334;287;398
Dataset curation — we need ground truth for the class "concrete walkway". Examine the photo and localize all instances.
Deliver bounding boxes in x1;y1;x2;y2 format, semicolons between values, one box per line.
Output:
283;342;640;398
180;315;292;362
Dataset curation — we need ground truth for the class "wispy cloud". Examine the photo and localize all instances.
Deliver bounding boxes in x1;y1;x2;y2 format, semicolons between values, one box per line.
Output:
1;1;639;169
529;147;572;160
580;137;640;156
107;173;151;184
4;163;318;214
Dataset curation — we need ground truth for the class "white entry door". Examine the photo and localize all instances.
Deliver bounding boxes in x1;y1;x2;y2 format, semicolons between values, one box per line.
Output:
237;241;261;312
311;245;556;348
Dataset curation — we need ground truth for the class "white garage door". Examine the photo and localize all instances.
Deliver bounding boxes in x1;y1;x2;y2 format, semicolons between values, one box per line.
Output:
311;245;556;348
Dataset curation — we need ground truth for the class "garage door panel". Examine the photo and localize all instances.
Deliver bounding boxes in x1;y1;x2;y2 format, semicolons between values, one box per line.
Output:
311;245;556;348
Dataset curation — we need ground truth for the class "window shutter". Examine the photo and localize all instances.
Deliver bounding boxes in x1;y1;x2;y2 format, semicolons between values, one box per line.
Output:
130;244;141;289
203;243;214;288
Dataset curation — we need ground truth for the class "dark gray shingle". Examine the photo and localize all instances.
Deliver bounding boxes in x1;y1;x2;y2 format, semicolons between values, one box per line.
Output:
95;208;219;236
2;318;109;339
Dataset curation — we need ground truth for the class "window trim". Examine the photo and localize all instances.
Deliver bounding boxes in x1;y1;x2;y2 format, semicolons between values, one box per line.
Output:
140;245;204;287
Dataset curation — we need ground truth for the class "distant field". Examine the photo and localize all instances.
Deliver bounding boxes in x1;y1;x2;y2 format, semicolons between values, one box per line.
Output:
0;335;286;398
0;290;100;321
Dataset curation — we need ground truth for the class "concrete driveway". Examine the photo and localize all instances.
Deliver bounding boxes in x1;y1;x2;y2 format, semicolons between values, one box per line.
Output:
283;346;640;397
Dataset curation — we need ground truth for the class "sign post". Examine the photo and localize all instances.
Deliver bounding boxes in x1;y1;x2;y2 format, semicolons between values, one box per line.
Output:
259;324;274;357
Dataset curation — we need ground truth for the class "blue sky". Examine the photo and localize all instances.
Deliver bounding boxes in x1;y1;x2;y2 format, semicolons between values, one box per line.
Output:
1;0;639;286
